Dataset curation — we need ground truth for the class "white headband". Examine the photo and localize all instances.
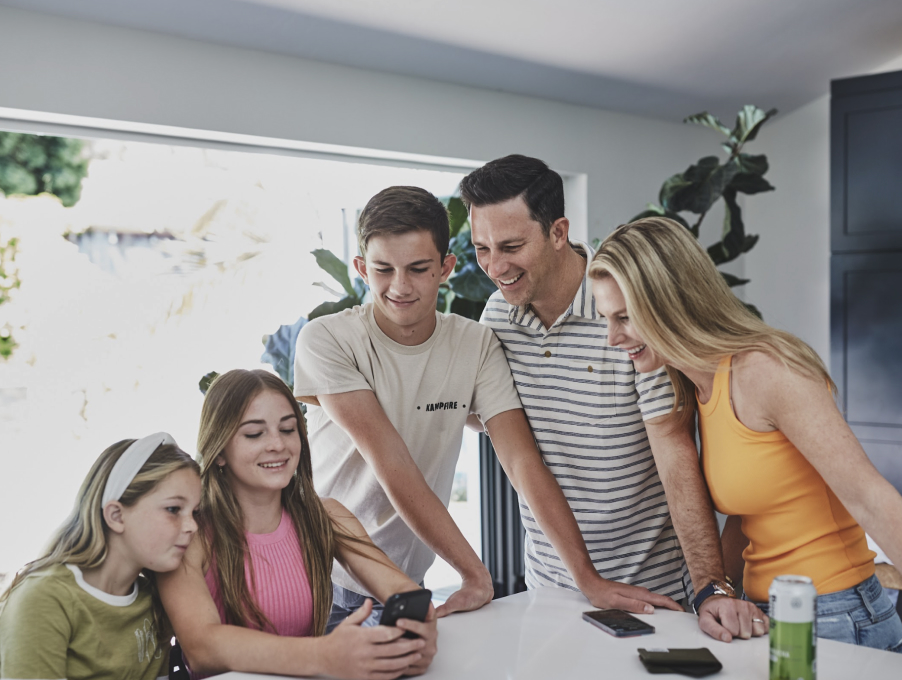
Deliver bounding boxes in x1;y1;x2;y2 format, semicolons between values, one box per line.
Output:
102;432;177;507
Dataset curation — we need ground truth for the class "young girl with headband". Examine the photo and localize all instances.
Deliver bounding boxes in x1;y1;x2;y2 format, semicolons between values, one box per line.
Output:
0;433;202;679
158;369;437;679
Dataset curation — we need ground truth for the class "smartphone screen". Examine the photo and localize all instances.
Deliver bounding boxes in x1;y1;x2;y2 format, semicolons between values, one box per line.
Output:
582;609;655;637
380;589;432;638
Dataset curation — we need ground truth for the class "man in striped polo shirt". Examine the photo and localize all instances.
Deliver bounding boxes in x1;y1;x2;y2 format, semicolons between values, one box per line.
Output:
461;155;765;642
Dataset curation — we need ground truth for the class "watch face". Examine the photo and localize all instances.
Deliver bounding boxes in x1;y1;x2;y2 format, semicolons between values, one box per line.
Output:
713;581;736;597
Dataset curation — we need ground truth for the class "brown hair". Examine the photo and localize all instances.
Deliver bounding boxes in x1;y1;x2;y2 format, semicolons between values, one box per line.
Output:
588;217;835;429
0;440;199;637
357;186;450;261
196;369;382;637
459;154;565;237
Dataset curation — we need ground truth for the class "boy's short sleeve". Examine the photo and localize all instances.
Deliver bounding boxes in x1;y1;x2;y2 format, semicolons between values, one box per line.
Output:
469;331;523;425
635;366;676;421
293;318;372;398
0;576;71;680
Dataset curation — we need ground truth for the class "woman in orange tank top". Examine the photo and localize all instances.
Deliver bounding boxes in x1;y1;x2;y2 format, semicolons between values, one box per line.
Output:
588;217;902;652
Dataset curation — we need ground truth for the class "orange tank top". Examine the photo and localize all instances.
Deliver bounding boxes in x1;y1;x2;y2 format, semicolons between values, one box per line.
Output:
698;356;874;602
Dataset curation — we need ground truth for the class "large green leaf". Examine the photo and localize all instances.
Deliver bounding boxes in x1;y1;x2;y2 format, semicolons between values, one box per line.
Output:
312;248;356;297
448;260;497;301
666;157;739;215
199;371;220;396
445;196;470;239
730;173;774;195
719;271;750;287
630;205;691;231
684;112;731;136
308;295;359;320
729;106;777;147
450;295;487;321
720;189;745;261
658;173;694;212
737;153;769;175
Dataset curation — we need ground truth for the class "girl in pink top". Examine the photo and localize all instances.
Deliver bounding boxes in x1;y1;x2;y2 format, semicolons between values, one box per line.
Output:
159;369;437;679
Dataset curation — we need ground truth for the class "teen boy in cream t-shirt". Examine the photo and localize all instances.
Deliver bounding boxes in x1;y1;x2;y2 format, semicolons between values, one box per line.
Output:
294;186;677;629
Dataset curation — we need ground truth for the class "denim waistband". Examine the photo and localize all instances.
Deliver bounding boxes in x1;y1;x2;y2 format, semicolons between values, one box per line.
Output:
749;574;885;618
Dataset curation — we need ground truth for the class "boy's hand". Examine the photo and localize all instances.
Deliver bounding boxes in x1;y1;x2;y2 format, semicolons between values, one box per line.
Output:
434;570;494;618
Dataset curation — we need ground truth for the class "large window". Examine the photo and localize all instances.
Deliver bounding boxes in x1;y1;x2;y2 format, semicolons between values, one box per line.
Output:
0;131;479;596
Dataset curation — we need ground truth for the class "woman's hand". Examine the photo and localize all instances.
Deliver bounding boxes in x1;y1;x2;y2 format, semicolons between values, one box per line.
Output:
394;603;438;675
319;599;426;680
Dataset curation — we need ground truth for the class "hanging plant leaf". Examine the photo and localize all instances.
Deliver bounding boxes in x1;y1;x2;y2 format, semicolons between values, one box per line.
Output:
720;271;750;287
737;153;769;175
312;248;356;297
720;188;745;261
729;106;778;147
666;157;739;215
730;173;775;195
658;173;694;213
684;112;731;137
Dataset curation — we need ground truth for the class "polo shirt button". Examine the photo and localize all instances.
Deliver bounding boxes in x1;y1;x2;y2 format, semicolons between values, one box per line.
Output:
588;365;594;372
544;350;552;358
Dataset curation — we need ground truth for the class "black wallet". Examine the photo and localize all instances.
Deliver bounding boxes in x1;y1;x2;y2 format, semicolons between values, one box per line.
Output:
637;648;723;677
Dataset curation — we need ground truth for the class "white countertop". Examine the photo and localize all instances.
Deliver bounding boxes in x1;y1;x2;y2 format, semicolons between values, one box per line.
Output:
214;586;902;679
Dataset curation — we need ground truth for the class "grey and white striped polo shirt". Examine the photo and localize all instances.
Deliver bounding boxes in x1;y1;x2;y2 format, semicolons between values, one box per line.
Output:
480;244;690;600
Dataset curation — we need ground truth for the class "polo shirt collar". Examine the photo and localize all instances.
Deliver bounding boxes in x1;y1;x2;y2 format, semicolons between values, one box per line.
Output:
507;240;598;329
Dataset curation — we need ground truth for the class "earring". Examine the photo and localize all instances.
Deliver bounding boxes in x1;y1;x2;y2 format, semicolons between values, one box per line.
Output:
217;464;225;474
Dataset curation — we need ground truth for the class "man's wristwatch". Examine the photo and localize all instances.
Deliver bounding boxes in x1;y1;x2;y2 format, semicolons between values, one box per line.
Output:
692;579;737;614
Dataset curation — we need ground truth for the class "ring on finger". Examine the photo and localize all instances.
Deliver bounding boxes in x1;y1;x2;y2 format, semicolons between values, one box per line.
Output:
752;618;765;624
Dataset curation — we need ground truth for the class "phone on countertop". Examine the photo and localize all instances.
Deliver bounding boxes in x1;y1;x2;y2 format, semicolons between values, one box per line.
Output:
583;609;655;637
380;589;432;639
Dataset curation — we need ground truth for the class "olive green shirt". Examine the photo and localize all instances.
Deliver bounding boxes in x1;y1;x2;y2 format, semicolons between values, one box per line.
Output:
0;563;168;680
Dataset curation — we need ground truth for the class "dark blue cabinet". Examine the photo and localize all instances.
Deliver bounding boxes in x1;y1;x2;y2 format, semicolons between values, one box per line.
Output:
831;70;902;493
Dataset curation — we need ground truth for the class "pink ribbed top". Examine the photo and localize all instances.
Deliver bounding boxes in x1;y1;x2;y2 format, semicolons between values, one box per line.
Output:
205;508;314;636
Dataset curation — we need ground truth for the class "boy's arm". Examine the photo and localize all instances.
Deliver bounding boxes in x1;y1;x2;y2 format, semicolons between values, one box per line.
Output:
317;389;494;618
483;408;682;614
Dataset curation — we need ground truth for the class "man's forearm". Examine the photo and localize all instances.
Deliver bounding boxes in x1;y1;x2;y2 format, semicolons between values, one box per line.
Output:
646;419;725;591
721;515;747;590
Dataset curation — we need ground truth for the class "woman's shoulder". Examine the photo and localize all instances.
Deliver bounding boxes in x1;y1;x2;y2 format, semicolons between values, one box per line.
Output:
732;349;825;404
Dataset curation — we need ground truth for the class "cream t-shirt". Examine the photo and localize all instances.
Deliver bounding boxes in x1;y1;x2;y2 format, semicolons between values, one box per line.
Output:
294;304;522;593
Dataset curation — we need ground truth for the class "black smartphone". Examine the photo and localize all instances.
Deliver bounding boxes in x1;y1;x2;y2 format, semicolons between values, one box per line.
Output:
380;589;432;639
582;609;655;637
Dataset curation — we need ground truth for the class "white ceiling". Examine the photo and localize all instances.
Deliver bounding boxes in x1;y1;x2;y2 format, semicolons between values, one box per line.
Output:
4;0;902;120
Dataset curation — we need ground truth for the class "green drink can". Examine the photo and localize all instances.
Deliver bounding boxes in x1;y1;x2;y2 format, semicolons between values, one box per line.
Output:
769;575;817;680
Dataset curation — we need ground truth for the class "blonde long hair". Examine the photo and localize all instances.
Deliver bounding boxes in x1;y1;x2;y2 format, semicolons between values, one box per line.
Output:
197;369;379;637
0;440;199;634
588;217;835;428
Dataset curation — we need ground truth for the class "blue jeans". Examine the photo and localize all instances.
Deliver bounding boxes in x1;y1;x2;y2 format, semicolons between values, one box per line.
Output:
750;575;902;652
326;583;384;633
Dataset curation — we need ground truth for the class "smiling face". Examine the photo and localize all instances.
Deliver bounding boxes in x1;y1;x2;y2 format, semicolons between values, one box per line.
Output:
354;229;456;345
118;466;201;573
591;275;666;374
217;389;302;502
470;196;561;309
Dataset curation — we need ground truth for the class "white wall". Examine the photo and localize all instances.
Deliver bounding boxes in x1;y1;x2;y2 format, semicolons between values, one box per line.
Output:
744;53;902;361
0;5;718;245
